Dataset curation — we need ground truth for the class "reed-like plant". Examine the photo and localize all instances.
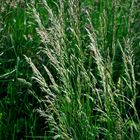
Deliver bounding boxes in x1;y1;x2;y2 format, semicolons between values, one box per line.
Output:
1;0;140;139
24;0;140;139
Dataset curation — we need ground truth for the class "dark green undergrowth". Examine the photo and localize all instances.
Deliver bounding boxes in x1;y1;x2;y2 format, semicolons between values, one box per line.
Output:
0;0;140;139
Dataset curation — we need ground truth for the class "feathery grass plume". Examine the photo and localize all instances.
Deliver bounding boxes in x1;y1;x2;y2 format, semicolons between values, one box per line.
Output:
24;0;140;139
24;55;61;138
118;39;139;121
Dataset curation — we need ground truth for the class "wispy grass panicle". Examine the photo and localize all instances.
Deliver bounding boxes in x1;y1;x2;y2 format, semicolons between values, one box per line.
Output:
1;0;140;139
26;0;140;139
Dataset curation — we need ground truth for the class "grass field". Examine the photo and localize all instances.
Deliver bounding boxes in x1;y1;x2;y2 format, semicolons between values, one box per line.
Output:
0;0;140;139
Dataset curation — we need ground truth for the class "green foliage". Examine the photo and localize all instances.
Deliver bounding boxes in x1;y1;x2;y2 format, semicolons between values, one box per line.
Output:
0;0;140;139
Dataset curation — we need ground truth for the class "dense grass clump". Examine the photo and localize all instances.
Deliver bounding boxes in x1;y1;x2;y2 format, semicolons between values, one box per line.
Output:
0;0;140;139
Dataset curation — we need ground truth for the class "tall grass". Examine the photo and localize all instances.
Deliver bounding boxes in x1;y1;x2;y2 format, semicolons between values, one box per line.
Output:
0;0;140;139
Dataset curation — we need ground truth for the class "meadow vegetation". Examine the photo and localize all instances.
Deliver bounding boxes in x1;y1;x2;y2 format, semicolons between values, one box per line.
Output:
0;0;140;139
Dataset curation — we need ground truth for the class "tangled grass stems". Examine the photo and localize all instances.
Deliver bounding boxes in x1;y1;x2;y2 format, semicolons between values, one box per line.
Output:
24;1;140;139
1;0;140;139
